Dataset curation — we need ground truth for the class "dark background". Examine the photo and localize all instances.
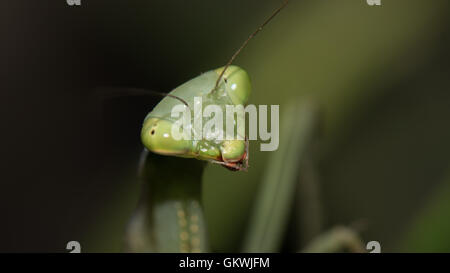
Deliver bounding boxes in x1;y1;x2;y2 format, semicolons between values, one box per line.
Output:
1;0;450;252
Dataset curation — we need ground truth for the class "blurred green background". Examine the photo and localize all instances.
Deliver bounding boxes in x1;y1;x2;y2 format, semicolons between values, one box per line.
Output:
1;0;450;252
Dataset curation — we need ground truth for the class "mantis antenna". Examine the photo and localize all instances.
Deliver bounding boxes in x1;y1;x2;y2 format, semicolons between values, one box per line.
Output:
213;0;289;91
96;86;191;109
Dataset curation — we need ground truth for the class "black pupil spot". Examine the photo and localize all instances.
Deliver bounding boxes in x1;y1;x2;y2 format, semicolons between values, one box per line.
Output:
151;129;155;135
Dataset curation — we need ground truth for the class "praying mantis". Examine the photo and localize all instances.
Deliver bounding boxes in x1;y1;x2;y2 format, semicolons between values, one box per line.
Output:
122;0;367;253
123;1;289;252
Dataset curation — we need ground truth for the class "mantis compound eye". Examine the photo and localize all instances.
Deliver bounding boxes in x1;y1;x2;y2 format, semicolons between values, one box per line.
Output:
141;118;192;156
215;65;251;106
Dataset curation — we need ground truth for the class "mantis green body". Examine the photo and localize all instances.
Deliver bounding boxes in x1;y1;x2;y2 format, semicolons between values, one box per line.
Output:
125;1;290;253
124;152;209;252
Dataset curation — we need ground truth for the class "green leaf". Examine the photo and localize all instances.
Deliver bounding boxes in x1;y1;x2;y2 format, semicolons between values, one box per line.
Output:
301;226;366;253
242;99;318;252
399;168;450;252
